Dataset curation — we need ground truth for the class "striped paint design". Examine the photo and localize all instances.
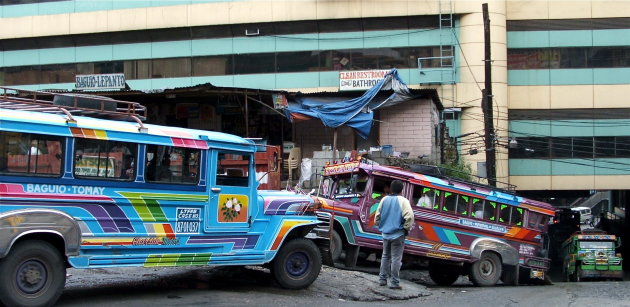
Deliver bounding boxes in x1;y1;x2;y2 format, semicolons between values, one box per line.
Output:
70;127;108;140
118;191;207;222
144;253;213;267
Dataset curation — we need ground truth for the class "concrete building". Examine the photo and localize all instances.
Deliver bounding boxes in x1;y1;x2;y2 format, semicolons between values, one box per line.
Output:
1;0;629;215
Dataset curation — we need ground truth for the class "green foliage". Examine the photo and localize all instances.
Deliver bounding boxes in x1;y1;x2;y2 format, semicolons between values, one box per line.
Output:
438;160;473;181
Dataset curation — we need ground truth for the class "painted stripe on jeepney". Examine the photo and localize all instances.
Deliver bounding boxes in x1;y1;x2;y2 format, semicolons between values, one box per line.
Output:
319;198;353;215
118;192;207;222
270;220;311;250
333;216;357;244
145;223;176;239
144;253;213;267
0;183;134;233
171;137;209;149
187;235;259;250
70;127;108;140
81;238;134;246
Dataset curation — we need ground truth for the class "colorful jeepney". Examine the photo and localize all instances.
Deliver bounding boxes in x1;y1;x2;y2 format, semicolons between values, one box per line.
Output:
0;90;326;307
316;160;555;286
562;231;623;281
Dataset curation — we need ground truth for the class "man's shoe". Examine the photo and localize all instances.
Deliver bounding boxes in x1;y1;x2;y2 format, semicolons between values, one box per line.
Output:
379;280;387;286
389;284;402;290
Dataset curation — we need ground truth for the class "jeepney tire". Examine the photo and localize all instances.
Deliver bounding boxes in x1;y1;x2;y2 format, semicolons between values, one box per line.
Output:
271;238;322;289
0;240;66;307
500;264;519;286
330;230;343;262
429;266;460;286
469;252;502;287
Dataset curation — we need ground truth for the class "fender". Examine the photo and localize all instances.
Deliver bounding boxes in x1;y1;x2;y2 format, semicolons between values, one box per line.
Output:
470;237;519;266
0;208;81;258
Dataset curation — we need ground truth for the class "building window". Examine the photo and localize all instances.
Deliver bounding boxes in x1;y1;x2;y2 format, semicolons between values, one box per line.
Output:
508;46;630;70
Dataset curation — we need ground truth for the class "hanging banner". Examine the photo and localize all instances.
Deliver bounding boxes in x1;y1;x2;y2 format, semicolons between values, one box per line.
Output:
339;70;390;91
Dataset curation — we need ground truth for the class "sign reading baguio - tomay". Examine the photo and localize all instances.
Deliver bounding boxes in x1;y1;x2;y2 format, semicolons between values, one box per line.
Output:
0;88;328;307
316;159;556;286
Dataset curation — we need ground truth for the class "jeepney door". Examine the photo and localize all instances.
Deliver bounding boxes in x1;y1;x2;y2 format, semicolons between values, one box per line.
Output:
360;175;392;234
205;150;254;232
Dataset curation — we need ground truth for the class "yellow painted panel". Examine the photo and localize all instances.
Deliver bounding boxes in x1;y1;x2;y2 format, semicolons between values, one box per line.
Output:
549;1;592;19
506;0;549;20
108;9;147;32
592;0;630;18
189;2;229;25
361;0;409;17
33;14;70;36
1;16;34;39
270;1;317;21
146;5;188;29
70;11;109;35
594;175;630;190
552;175;595;190
508;86;551;109
315;0;362;19
594;85;630;108
408;0;439;15
510;176;552;190
229;0;274;24
550;85;594;109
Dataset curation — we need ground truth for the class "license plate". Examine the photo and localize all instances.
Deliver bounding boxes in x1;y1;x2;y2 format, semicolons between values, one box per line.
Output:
530;270;545;279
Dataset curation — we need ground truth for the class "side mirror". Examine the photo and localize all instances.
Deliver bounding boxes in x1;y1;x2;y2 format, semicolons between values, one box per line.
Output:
616;237;622;248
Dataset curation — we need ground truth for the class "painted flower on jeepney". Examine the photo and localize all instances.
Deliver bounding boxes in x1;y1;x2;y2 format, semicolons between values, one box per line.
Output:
221;197;242;221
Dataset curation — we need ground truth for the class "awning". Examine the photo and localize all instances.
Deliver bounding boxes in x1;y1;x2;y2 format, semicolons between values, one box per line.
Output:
284;68;415;139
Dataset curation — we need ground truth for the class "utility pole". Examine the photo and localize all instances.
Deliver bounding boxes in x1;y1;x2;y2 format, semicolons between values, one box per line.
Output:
482;3;496;187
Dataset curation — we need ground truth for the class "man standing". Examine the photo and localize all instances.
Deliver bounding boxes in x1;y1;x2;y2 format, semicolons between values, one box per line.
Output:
374;180;413;289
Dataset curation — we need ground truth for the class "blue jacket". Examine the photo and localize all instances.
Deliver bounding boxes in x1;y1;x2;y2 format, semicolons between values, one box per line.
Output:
374;195;413;240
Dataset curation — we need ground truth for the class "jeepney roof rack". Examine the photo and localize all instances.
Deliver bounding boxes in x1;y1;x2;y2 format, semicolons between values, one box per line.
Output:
0;87;147;128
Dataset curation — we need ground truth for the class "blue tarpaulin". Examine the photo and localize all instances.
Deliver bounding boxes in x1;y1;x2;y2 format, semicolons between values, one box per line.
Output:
285;68;414;139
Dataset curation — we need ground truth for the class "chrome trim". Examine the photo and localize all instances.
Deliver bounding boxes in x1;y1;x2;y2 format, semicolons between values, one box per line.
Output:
0;209;81;258
470;237;519;266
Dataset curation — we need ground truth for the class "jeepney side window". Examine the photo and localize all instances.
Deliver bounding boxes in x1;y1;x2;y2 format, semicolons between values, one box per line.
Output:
75;138;137;180
511;207;524;226
457;195;469;216
485;201;497;221
538;216;550;230
370;176;392;201
1;131;63;177
413;186;435;209
499;204;511;224
146;145;200;184
472;198;484;219
442;191;457;213
321;177;333;197
215;152;250;187
528;211;542;229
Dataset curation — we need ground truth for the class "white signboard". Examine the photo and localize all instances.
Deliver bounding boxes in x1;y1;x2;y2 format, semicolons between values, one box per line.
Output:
75;73;126;90
339;70;389;91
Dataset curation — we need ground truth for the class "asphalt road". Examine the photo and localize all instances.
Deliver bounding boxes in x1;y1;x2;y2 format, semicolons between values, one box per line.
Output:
56;262;630;307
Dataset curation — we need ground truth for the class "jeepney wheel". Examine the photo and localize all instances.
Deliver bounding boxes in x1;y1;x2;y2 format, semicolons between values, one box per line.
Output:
469;252;502;287
429;265;460;286
271;238;322;289
0;240;66;307
330;230;343;262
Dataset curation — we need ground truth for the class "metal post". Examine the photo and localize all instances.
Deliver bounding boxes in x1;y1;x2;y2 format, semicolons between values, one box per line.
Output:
482;3;496;187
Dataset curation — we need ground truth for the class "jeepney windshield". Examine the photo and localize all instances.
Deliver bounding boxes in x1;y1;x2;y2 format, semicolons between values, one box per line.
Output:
579;241;614;249
330;173;368;198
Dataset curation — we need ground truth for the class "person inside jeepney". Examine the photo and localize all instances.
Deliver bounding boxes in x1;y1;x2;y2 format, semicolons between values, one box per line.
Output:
416;189;433;208
473;200;484;219
371;181;391;200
